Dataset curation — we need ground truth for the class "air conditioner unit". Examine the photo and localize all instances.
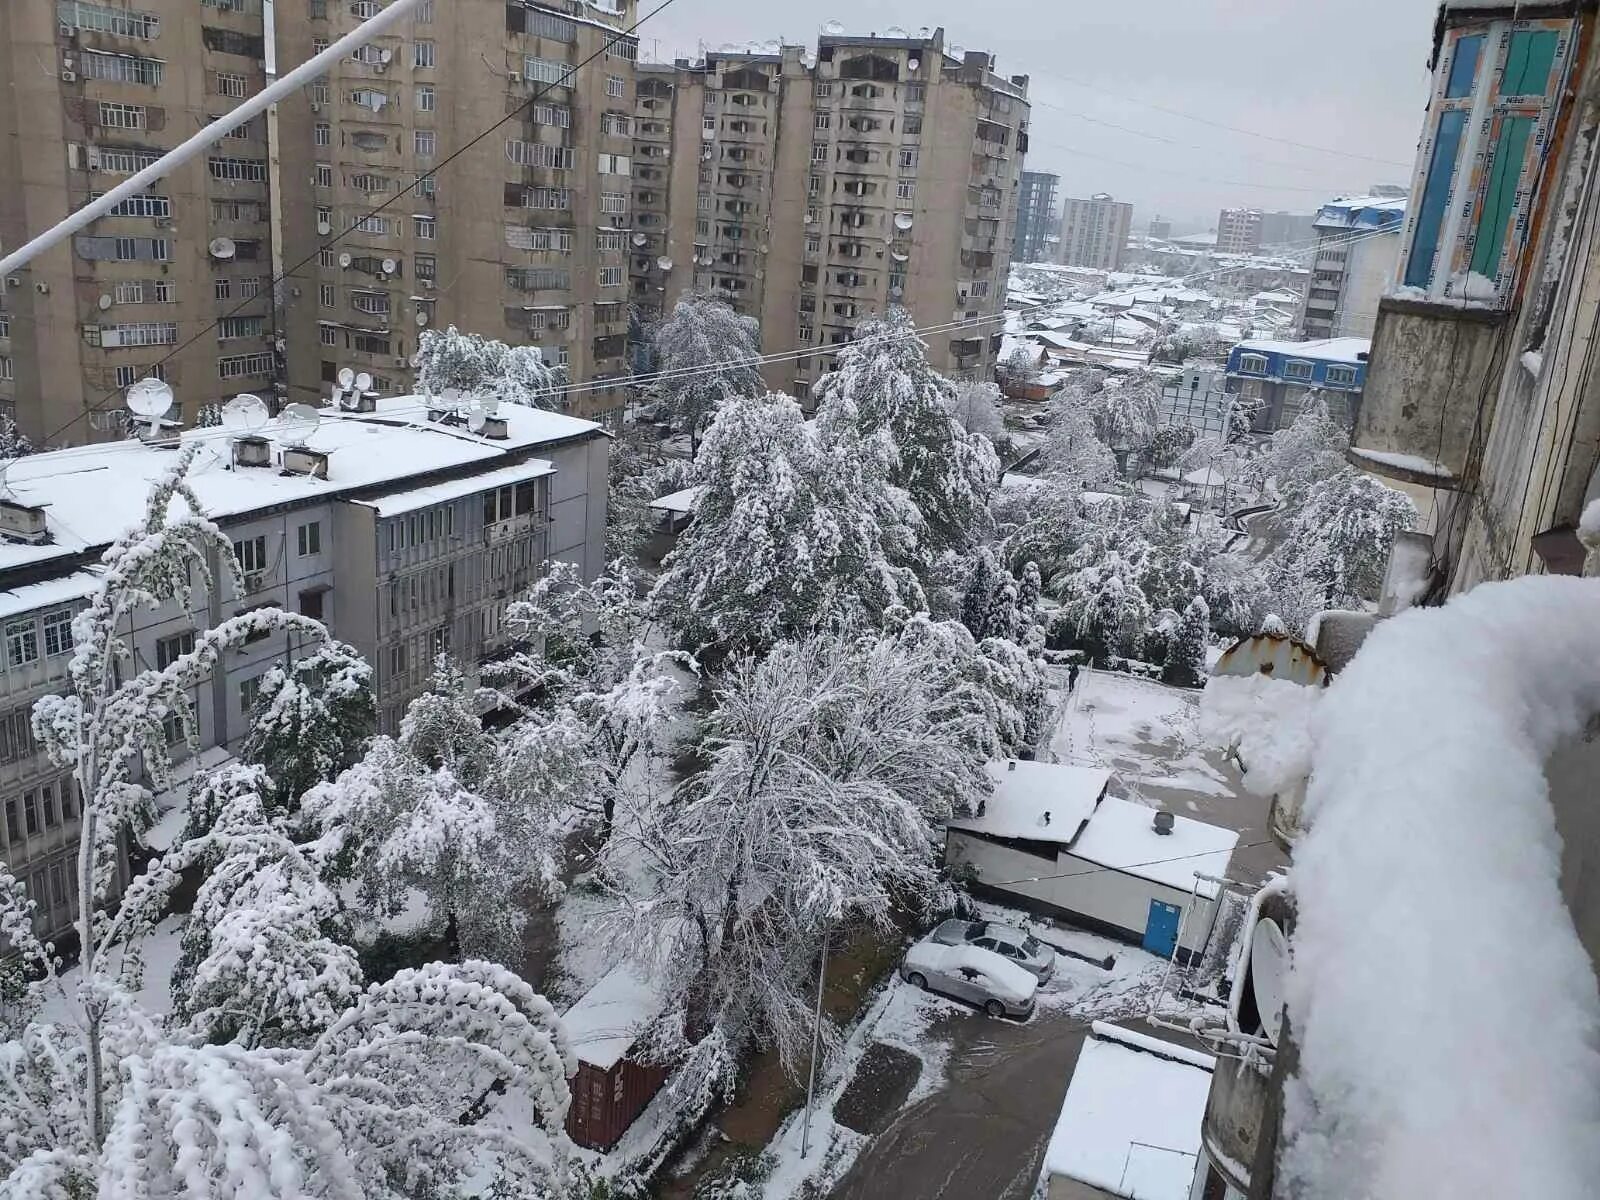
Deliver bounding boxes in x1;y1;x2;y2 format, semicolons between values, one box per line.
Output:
61;70;76;82
59;23;76;39
242;571;266;594
393;356;407;367
508;71;521;83
310;101;321;112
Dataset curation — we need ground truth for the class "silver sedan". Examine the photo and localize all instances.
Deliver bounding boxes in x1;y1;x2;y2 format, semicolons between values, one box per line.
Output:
901;938;1038;1019
930;917;1056;980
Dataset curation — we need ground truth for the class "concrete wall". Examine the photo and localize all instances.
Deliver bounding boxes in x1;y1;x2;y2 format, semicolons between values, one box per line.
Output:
1336;229;1400;339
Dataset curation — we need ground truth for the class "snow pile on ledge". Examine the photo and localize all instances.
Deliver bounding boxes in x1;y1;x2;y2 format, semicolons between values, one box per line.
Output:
1283;576;1600;1199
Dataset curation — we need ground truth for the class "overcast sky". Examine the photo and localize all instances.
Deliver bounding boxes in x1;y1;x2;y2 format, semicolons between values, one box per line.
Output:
636;0;1442;230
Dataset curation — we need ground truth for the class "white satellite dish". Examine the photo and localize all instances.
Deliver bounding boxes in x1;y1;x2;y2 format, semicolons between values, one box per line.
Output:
632;233;648;247
354;371;373;392
479;392;501;417
379;47;393;63
1249;917;1289;1045
97;294;112;310
126;377;174;420
316;220;331;235
338;252;352;268
381;257;397;275
466;403;487;433
823;20;844;35
415;309;428;326
337;367;356;389
908;57;921;71
885;25;907;38
439;386;463;408
894;212;914;231
208;237;236;260
220;393;270;435
889;285;904;298
657;256;673;270
277;403;322;448
891;250;909;262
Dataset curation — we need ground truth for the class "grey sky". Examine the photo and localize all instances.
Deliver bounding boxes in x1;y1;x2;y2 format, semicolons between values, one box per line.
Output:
636;0;1441;230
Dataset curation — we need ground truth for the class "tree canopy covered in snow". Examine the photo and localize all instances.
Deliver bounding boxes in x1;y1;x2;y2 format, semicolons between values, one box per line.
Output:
1269;468;1417;622
413;325;564;410
944;379;1009;449
648;293;763;451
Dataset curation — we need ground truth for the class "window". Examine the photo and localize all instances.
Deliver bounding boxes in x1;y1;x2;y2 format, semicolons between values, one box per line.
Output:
241;277;261;299
216;71;250;99
600;192;627;214
599;266;624;288
351;290;389;315
1326;365;1359;387
904;115;922;136
505;140;574;169
388;643;408;680
314;163;332;190
812;143;828;164
320;324;338;346
319;283;336;307
413;40;435;68
42;611;73;658
898;148;919;170
310;0;326;15
101;321;177;348
6;620;38;667
414;215;436;239
896;181;915;201
240;676;262;715
115;365;137;388
3;799;16;844
596;230;625;252
98;103;147;130
416;84;435;112
219;352;273;380
522;56;575;86
155;630;195;670
320;247;336;268
814;112;831;131
209;157;267;182
314;121;331;146
297;521;322;556
597;153;631;175
233;536;267;574
217;315;265;340
606;75;625;98
90;146;160;175
1238;353;1268;374
83;50;164;87
417;0;433;19
601;112;630;136
1283;359;1313;381
58;2;161;39
414;253;437;282
23;794;38;838
348;213;393;236
413;129;437;158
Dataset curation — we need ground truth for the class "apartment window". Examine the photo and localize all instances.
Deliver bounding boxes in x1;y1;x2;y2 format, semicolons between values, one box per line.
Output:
314;122;331;147
417;0;434;19
805;233;821;254
413;40;436;68
530;103;571;129
601;112;630;136
815;81;832;98
320;246;336;268
599;266;624;288
416;84;435;112
41;611;73;659
320;325;338;346
522;57;575;87
596;230;625;252
414;215;436;240
217;315;265;341
6;620;38;668
414;130;436;157
505;267;570;291
216;71;250;99
812;143;828;163
98;103;147;130
297;521;322;556
1403;19;1573;303
904;115;922;136
1283;359;1313;381
58;2;161;39
1238;353;1268;374
219;352;273;379
600;192;628;214
898;148;919;169
597;153;631;175
351;291;389;315
240;676;262;715
3;799;16;844
102;321;177;348
213;276;235;304
83;50;164;87
505;140;573;169
155;630;195;670
319;283;336;308
310;0;326;15
606;75;625;98
1326;365;1359;387
23;794;38;838
351;332;390;355
814;113;831;131
307;80;330;105
415;253;437;282
209;157;267;182
896;181;916;201
114;365;137;388
233;536;267;575
416;172;436;197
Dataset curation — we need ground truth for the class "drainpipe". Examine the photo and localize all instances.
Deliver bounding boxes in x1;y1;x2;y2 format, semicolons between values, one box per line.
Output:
263;0;288;411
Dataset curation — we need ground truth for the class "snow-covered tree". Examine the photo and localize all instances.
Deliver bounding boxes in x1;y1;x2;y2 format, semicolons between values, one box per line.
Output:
0;452;579;1199
0;415;31;459
1162;595;1210;687
1041;401;1118;490
650;392;922;655
1054;549;1153;662
648;294;763;453
813;309;999;554
1082;371;1162;461
239;639;375;816
414;324;564;410
1144;423;1197;470
193;403;223;429
1257;394;1349;505
994;345;1043;390
944;379;1008;447
1272;468;1417;611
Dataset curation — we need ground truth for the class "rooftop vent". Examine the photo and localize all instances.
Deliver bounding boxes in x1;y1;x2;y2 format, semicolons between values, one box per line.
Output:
0;499;49;545
1152;810;1175;836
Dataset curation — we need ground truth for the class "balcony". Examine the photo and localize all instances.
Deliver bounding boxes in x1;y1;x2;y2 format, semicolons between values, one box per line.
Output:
1347;296;1509;490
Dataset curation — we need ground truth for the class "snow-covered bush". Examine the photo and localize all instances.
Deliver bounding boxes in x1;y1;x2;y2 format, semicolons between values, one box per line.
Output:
1270;468;1417;616
648;294;763;452
1161;595;1210;687
944;378;1008;448
414;324;564;409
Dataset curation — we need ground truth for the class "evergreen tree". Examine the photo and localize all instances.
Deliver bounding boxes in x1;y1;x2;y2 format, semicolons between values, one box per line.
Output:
1162;595;1210;687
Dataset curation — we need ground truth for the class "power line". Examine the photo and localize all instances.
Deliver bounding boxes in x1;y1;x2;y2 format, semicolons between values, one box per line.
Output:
987;839;1277;888
29;0;684;451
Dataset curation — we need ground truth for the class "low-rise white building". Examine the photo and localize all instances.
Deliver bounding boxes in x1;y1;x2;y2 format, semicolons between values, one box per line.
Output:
0;394;609;942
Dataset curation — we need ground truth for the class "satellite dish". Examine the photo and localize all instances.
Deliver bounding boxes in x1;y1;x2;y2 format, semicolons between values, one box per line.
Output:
277;403;321;448
803;213;814;224
220;393;270;435
381;257;397;275
379;47;393;63
354;371;373;392
1250;917;1289;1044
466;403;487;433
316;220;331;235
97;294;112;310
415;309;428;326
885;25;907;38
894;212;914;231
337;367;356;389
891;250;909;262
823;20;844;35
479;392;501;417
208;237;236;260
657;256;673;270
632;233;648;247
908;57;921;71
338;252;352;268
439;386;463;408
889;285;904;298
126;377;174;419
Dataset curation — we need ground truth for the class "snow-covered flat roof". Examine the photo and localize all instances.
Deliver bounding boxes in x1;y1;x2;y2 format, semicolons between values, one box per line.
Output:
562;963;667;1071
1232;336;1370;364
648;485;703;516
946;760;1111;845
355;459;555;518
0;568;103;620
1045;1022;1215;1200
1067;795;1238;897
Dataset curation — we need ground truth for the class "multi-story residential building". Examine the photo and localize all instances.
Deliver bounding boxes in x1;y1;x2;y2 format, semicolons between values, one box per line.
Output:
1296;194;1406;339
0;0;279;445
1216;206;1263;255
276;0;640;425
1147;214;1172;242
1224;335;1368;430
1058;193;1132;271
0;386;607;943
627;61;699;331
1012;170;1059;264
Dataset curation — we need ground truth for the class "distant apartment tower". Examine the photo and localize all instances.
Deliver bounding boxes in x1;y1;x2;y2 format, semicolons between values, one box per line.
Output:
1298;195;1405;339
1216;207;1263;254
1257;210;1316;247
1147;215;1173;241
1013;170;1059;263
1058;193;1132;271
276;0;640;424
0;0;281;445
626;30;1030;395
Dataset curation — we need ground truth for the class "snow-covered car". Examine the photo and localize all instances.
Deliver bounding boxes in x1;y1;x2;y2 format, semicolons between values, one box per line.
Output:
929;918;1056;981
901;939;1038;1019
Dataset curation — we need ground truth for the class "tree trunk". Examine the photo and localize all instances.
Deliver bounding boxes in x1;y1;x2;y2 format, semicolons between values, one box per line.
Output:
75;756;105;1149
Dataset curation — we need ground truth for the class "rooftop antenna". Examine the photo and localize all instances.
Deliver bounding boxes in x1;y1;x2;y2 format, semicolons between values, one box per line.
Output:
332;365;356;409
221;393;272;467
126;376;174;440
277;402;321;449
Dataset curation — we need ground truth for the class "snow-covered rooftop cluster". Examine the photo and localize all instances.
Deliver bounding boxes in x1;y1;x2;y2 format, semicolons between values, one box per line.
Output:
1283;575;1600;1199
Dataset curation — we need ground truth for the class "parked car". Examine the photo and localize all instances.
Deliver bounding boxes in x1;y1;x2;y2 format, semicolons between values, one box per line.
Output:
901;939;1038;1019
929;918;1056;981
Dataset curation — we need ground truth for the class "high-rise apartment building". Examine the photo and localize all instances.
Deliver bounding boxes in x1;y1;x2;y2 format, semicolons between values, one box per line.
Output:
276;0;639;424
1013;170;1059;263
1297;194;1405;340
1;0;281;444
1216;206;1263;255
1059;193;1132;271
625;31;1029;396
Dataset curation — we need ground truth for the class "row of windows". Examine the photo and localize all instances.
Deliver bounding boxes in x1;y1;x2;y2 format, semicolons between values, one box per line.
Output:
59;1;159;39
219;352;273;380
3;779;77;848
82;50;164;86
214;276;264;300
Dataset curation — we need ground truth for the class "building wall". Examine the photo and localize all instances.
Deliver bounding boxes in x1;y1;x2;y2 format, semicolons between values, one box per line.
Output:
1013;170;1059;264
1059;195;1131;272
1216;208;1262;255
1301;228;1400;340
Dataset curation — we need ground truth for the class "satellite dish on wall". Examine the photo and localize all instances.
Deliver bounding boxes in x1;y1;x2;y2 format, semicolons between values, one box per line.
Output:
220;393;270;435
657;256;673;270
632;233;648;247
381;257;397;275
97;294;112;310
908;57;921;71
894;212;914;231
415;309;428;326
277;403;322;448
823;20;844;35
208;237;236;260
338;252;353;268
379;47;393;63
466;403;488;433
1250;917;1289;1045
316;220;332;235
126;377;174;420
